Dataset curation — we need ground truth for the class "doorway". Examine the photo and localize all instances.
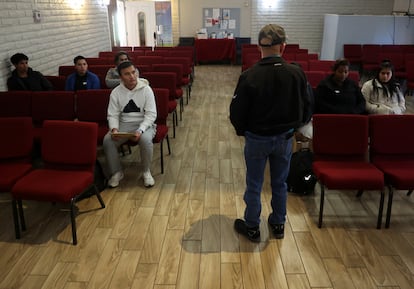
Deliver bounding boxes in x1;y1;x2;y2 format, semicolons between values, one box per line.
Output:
124;1;156;47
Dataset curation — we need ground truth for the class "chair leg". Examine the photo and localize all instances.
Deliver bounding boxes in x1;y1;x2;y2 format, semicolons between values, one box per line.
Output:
407;189;413;196
172;111;177;138
377;190;385;229
385;186;394;228
356;190;363;197
166;135;171;155
93;184;106;209
160;139;164;174
12;199;21;239
70;199;78;245
179;97;184;121
318;183;325;228
17;200;26;231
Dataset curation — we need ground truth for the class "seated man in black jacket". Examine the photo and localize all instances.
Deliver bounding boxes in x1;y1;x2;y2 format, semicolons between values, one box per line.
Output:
315;58;365;114
7;53;53;91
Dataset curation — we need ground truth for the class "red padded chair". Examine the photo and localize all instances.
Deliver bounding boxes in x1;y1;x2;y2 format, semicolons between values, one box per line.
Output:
11;120;105;245
45;75;66;91
58;65;75;77
152;88;171;174
242;52;260;71
75;89;111;145
347;71;360;85
406;60;414;94
305;71;326;90
0;117;33;193
308;60;335;72
135;56;164;67
164;56;193;97
112;46;133;52
152;63;186;105
141;71;179;137
343;44;362;65
369;115;414;228
0;91;32;117
361;44;381;72
312;114;385;229
31;91;76;142
145;50;171;57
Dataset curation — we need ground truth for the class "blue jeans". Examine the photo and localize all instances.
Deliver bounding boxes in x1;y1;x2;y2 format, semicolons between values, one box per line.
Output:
243;130;293;227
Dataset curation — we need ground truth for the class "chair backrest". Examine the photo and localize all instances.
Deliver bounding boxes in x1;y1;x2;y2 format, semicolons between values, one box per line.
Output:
369;115;414;161
347;71;360;84
308;60;335;72
163;57;191;75
145;50;171;57
86;57;112;65
293;60;309;71
31;91;76;126
76;89;111;124
295;53;311;61
42;120;97;172
136;56;164;66
59;65;75;77
152;64;183;86
344;44;362;58
0;117;33;160
362;44;381;64
242;53;261;71
152;88;169;125
45;75;66;91
0;91;32;117
141;72;177;99
99;51;116;58
305;71;326;89
113;46;133;52
312;114;369;161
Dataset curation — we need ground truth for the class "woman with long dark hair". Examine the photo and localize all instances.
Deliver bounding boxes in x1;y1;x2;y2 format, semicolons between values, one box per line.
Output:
361;60;406;114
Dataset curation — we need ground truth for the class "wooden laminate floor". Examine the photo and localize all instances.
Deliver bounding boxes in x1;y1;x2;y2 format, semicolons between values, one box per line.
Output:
0;65;413;289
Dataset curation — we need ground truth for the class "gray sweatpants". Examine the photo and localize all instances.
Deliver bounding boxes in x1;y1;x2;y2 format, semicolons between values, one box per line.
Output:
103;122;156;176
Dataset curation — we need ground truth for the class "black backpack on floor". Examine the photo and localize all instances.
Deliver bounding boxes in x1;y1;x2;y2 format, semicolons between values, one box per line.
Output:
287;149;317;195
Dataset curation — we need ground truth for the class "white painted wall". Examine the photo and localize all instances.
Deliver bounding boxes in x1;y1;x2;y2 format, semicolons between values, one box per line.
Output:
249;0;393;54
0;0;111;91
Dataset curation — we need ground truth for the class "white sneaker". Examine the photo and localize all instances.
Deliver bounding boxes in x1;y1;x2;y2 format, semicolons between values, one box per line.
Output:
108;171;124;188
142;170;155;187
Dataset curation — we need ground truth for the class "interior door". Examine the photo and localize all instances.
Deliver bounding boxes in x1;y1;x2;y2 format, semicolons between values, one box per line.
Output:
125;1;156;47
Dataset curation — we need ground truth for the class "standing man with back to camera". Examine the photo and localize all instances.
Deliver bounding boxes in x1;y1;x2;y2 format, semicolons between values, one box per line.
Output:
230;24;311;242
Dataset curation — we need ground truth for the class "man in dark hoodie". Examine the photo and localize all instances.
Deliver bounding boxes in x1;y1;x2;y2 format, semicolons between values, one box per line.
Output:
7;53;53;91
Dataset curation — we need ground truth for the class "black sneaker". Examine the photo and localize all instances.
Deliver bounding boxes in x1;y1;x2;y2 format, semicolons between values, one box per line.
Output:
268;215;285;239
234;219;260;243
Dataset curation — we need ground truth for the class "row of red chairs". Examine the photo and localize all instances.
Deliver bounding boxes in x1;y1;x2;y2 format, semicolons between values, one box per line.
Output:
0;88;171;170
313;114;414;229
344;44;414;76
98;49;194;63
58;56;192;91
112;46;195;53
305;70;360;89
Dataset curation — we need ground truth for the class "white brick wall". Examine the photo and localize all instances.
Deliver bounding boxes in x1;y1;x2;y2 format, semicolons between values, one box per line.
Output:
0;0;396;90
0;0;111;91
250;0;393;55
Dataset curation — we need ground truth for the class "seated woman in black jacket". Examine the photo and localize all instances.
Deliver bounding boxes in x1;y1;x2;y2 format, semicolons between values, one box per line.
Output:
315;58;365;114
